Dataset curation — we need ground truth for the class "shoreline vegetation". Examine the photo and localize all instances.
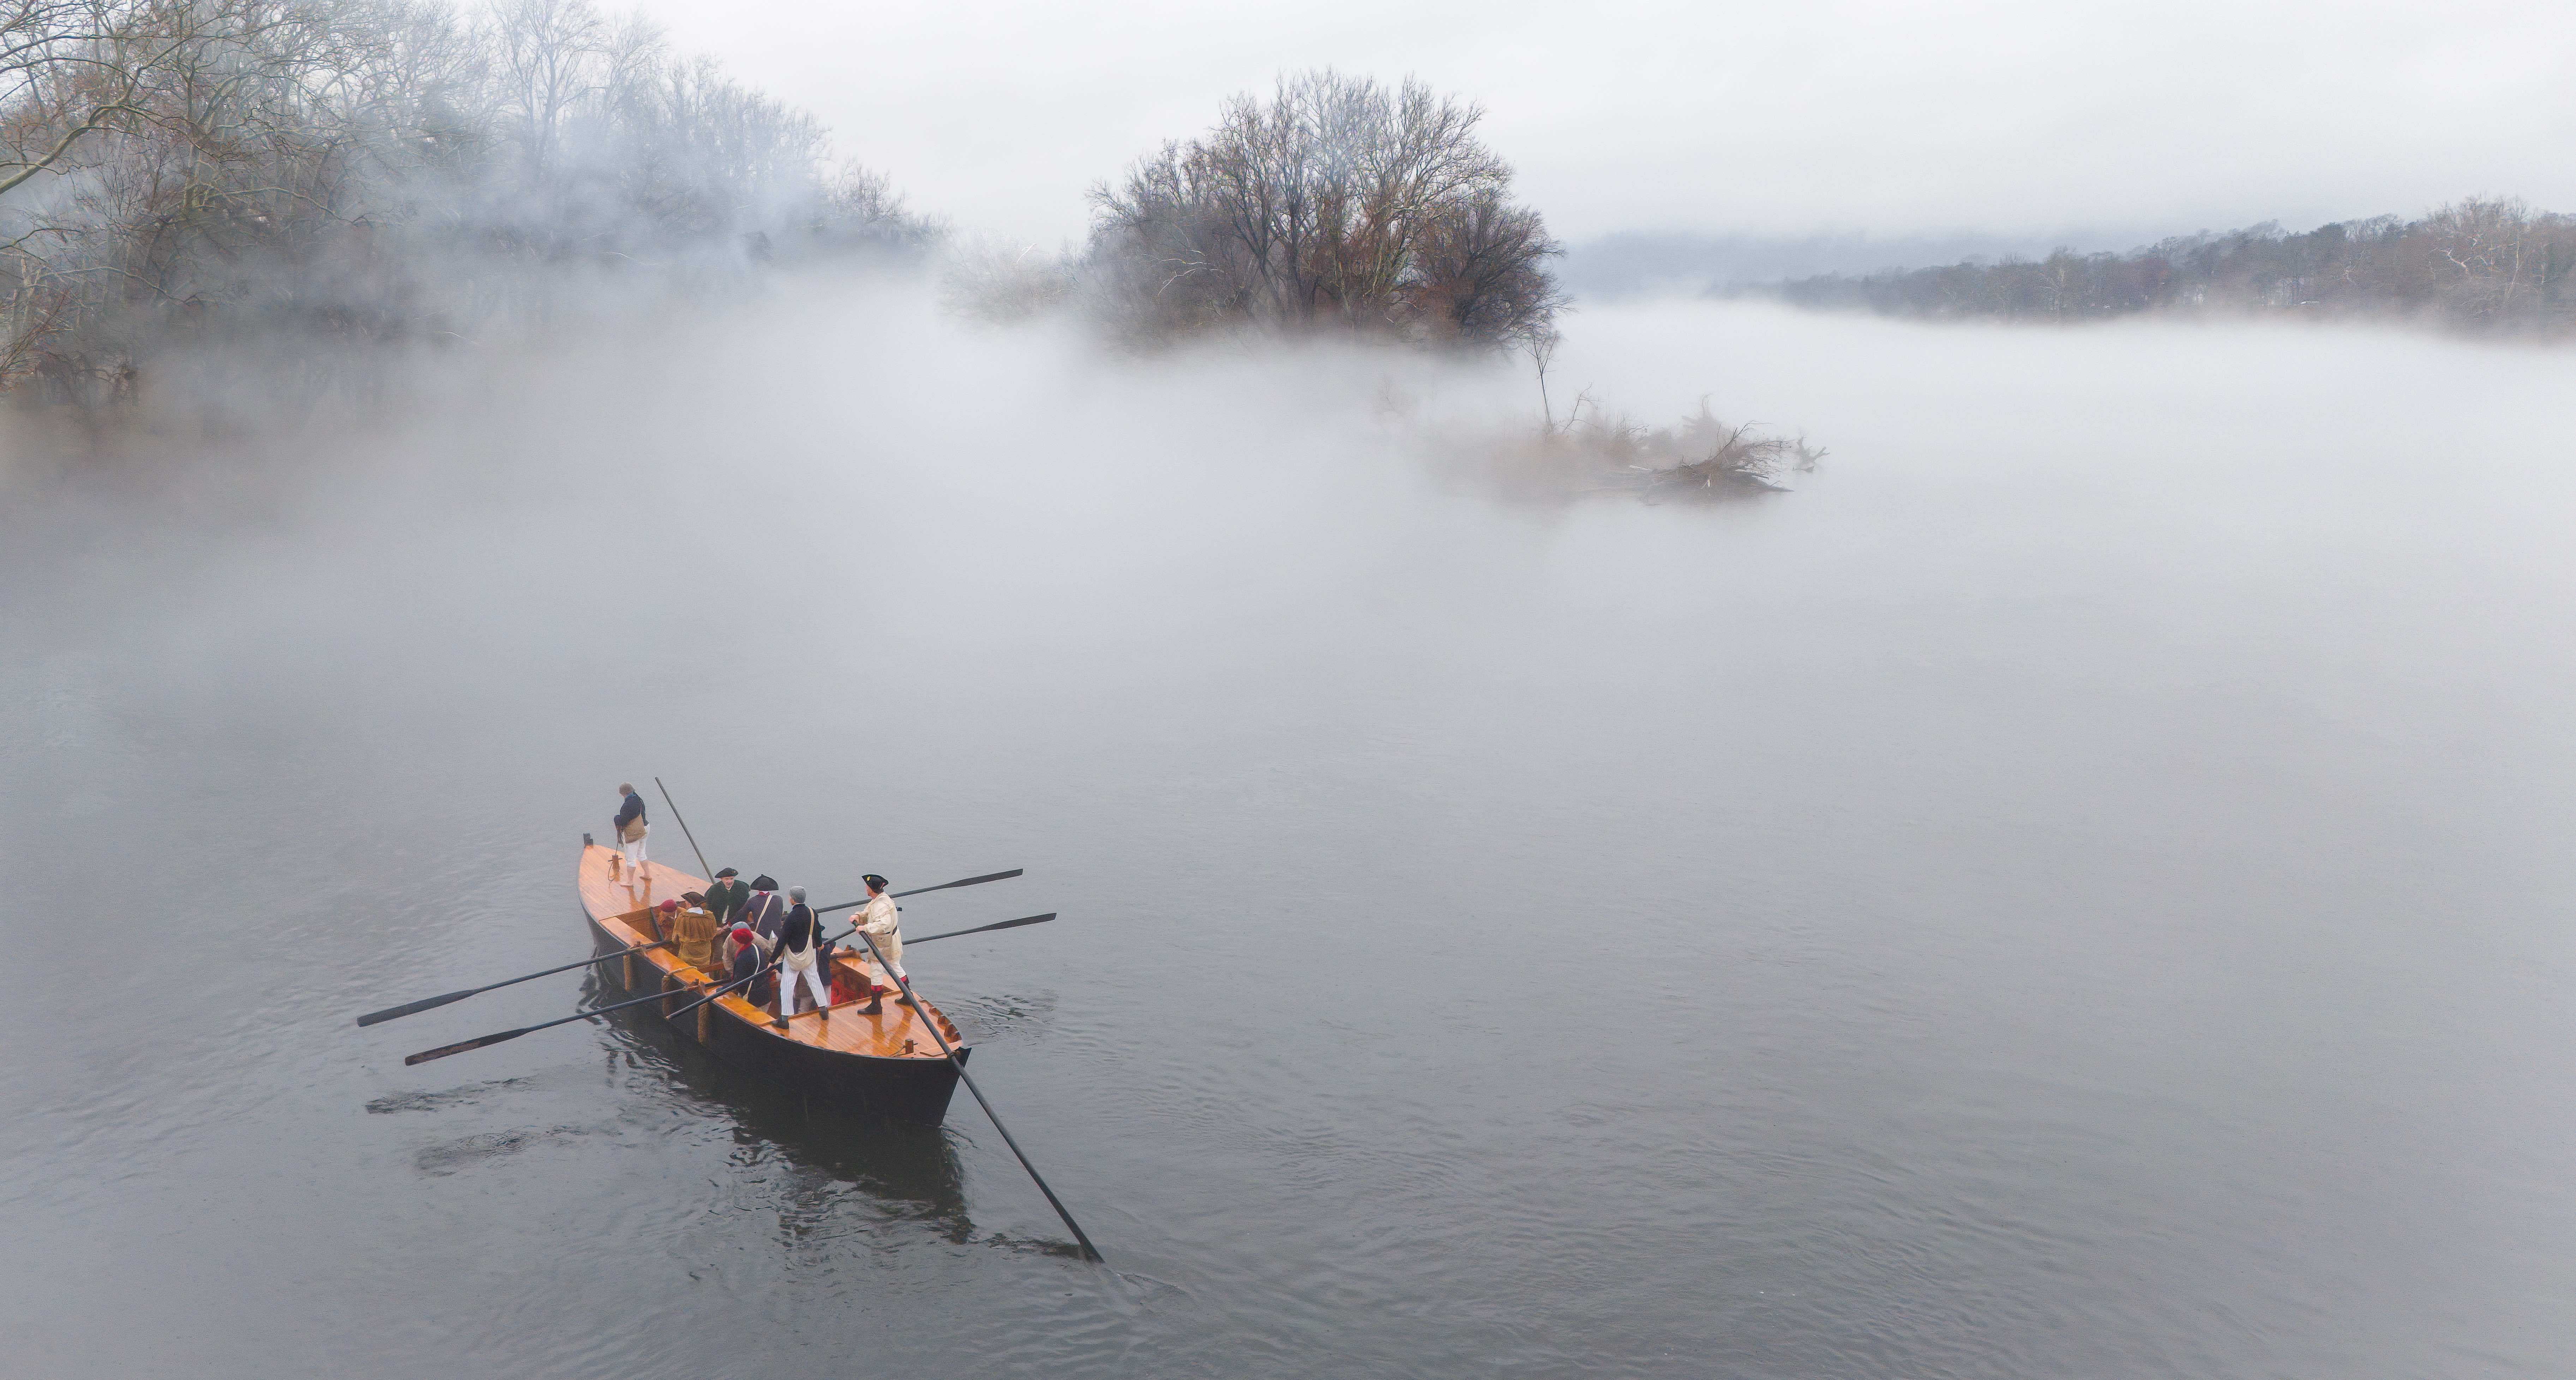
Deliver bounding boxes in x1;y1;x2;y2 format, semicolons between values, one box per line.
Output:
1;3;1796;500
0;0;938;424
1744;199;2576;336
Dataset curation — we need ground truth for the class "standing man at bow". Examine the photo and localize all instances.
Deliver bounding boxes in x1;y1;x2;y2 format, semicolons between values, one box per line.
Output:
611;784;649;881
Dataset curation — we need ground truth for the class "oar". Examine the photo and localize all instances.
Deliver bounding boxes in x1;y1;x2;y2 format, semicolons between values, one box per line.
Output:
659;950;787;1025
354;940;672;1026
654;776;717;881
849;927;1103;1262
816;869;1023;915
906;912;1055;945
358;896;1046;1030
403;978;698;1065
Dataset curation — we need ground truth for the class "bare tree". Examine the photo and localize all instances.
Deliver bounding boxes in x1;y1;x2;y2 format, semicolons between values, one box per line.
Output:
1521;321;1561;431
0;0;935;410
486;0;602;169
1089;68;1561;350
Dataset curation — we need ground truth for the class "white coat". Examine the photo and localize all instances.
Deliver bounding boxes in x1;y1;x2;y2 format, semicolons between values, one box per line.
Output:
854;892;903;974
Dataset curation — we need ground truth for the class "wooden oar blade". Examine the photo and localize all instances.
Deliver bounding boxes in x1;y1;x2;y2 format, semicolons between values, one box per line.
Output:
404;1028;530;1066
910;912;1056;945
819;868;1024;915
356;989;476;1027
893;868;1023;898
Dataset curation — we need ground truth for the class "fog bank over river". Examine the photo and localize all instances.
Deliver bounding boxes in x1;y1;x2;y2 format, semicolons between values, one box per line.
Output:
6;287;2576;1378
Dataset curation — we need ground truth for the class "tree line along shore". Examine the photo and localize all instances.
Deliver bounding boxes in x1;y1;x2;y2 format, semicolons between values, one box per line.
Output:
0;1;1815;499
6;3;1797;504
0;1;1566;412
1746;199;2576;335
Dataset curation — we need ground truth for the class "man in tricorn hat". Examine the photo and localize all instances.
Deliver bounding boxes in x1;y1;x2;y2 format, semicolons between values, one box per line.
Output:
851;873;909;1001
739;875;785;950
702;867;750;929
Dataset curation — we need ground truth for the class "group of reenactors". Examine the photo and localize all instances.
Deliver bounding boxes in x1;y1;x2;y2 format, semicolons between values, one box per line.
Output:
609;785;907;1029
645;870;911;1026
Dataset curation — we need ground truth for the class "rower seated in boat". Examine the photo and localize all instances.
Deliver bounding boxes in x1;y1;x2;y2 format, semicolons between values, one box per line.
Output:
721;922;757;988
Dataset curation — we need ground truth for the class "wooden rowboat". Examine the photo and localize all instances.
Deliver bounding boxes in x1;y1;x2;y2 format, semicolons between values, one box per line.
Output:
576;843;967;1125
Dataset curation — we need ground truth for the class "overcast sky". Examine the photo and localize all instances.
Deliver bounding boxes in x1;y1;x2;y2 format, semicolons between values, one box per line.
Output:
626;0;2575;246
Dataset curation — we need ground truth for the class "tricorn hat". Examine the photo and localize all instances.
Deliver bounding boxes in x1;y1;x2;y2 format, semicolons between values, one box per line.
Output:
750;874;779;891
863;874;888;890
715;867;739;879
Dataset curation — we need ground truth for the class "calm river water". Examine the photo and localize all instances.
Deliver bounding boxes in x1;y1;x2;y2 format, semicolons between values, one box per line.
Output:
6;294;2575;1378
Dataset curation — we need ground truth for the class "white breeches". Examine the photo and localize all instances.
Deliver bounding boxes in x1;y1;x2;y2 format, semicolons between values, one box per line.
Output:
619;831;647;869
778;961;829;1017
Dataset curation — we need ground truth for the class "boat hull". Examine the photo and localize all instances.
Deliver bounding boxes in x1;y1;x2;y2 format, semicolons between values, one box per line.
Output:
576;845;966;1126
580;912;966;1122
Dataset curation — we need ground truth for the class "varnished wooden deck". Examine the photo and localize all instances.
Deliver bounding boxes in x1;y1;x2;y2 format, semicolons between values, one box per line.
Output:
577;844;962;1060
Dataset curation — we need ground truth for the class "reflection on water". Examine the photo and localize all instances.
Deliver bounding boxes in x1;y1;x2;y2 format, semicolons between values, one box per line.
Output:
588;983;977;1235
6;293;2576;1379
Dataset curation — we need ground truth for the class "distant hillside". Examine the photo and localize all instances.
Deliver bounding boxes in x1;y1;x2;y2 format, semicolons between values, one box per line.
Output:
1747;200;2575;333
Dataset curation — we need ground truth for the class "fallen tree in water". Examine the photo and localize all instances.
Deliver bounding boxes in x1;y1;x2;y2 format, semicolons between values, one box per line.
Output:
1425;397;1823;502
1558;400;1823;499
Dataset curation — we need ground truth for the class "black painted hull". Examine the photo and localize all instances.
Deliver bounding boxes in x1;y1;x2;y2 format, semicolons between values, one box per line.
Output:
584;913;966;1125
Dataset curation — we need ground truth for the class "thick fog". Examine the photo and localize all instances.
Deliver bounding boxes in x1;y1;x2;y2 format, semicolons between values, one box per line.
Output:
617;0;2576;242
10;287;2576;1376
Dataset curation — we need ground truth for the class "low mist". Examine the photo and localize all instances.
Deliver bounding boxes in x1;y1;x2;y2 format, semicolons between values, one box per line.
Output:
12;6;2576;1370
12;283;2576;1376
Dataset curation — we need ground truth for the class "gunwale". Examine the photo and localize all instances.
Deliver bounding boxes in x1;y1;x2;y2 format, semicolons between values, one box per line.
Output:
575;843;967;1065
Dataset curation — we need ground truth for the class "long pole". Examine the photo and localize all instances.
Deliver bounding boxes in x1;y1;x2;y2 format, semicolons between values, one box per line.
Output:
851;928;1103;1263
653;776;716;881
